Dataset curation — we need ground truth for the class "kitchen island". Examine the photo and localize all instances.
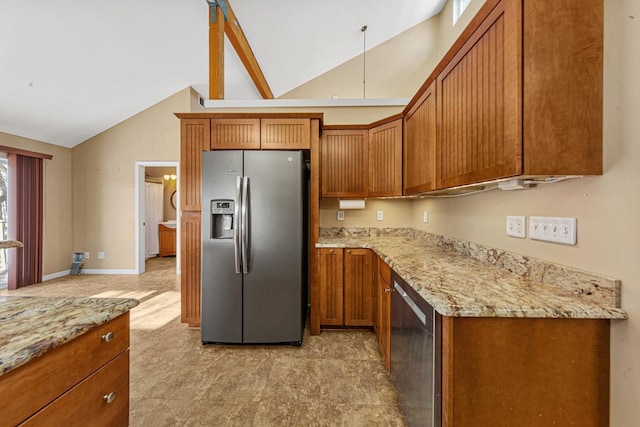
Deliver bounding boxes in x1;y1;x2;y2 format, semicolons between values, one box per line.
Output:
0;296;138;427
316;227;626;426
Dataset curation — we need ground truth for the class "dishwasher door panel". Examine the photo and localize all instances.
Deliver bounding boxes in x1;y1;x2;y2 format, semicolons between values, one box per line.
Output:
391;273;441;427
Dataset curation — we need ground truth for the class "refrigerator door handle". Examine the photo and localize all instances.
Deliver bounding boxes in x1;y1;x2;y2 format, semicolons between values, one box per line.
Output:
234;176;242;274
241;176;250;273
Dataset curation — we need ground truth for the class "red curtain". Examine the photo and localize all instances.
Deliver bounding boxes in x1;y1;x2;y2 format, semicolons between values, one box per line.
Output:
8;154;44;289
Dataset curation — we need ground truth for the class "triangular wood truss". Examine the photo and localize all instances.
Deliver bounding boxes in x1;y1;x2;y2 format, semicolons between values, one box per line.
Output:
208;0;274;99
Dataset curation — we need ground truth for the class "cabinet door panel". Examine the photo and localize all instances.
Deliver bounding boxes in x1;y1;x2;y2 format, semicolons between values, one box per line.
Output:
437;0;521;188
261;118;311;149
211;119;260;150
344;249;373;326
321;130;368;198
369;119;403;197
180;119;210;211
319;248;344;326
404;84;437;194
181;212;201;327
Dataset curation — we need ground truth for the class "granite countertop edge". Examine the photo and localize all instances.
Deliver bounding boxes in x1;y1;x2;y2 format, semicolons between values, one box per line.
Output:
0;296;139;377
316;232;627;320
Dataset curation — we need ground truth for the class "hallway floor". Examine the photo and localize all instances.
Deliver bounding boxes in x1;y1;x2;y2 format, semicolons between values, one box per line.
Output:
2;258;405;426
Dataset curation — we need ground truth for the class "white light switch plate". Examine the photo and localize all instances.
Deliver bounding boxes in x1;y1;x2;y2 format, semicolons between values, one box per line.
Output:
337;210;344;221
506;216;526;238
377;210;384;221
423;211;429;223
529;216;577;245
98;251;105;259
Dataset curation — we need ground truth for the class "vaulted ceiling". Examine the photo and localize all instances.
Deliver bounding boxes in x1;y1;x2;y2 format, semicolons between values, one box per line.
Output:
0;0;446;148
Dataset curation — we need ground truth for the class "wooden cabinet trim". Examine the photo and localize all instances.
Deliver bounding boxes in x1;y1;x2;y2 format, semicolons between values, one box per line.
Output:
175;112;323;122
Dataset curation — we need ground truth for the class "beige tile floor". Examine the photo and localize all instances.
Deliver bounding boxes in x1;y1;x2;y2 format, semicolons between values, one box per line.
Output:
3;257;405;426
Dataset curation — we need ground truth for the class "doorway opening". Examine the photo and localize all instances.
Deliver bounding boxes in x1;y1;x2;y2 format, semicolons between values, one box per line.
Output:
135;161;180;275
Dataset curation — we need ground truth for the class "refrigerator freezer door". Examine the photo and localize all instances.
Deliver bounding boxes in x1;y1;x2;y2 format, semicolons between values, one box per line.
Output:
242;151;305;343
201;150;244;343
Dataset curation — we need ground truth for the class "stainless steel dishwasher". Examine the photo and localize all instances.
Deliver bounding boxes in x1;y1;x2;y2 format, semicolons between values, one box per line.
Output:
391;272;442;427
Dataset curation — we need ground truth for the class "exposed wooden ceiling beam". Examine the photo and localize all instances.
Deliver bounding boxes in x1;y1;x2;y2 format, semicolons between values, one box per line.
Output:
209;5;225;99
208;0;274;100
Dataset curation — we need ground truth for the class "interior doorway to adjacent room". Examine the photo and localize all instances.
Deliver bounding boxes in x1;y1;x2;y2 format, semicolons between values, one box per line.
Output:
135;161;180;275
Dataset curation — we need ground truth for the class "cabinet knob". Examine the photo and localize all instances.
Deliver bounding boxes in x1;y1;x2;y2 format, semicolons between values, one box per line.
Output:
347;250;351;254
101;331;114;343
384;288;391;293
103;392;117;404
329;249;334;253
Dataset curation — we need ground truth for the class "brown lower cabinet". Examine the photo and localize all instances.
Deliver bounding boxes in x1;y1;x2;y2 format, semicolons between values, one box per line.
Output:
158;224;176;257
1;313;130;427
441;317;610;426
319;248;373;327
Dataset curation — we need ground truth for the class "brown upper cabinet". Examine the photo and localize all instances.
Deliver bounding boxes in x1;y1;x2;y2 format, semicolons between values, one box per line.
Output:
403;0;603;191
321;128;369;198
321;117;403;198
369;119;403;197
211;117;311;150
261;118;311;150
404;83;437;195
436;0;521;188
211;118;261;150
179;118;210;211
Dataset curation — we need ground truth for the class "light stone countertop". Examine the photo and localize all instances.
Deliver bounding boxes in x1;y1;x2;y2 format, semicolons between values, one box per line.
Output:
0;296;139;377
317;228;627;319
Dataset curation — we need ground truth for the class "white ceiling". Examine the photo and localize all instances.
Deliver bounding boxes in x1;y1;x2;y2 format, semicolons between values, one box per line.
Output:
0;0;445;148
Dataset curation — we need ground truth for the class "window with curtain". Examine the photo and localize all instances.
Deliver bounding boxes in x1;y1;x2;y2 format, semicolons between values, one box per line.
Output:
0;145;52;289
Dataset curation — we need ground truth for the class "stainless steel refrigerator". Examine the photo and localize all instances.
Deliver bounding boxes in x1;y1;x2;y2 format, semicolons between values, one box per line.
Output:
201;150;307;345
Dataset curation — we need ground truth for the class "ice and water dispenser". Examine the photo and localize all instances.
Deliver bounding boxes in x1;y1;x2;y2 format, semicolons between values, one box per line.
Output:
210;200;234;239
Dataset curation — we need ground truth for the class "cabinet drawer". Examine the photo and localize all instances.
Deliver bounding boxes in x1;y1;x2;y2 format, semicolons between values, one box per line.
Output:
0;313;129;426
20;350;129;427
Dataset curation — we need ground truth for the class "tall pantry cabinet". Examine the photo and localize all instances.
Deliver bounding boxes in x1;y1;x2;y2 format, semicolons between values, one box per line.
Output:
178;118;210;327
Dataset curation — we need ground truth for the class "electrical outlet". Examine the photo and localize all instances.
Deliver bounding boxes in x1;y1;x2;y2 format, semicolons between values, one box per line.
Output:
423;211;429;223
529;216;577;245
84;252;90;259
506;216;526;238
98;251;105;259
337;210;344;221
377;210;384;221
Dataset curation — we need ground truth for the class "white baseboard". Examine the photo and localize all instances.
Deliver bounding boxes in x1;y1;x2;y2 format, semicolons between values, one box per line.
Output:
81;269;138;275
42;270;71;281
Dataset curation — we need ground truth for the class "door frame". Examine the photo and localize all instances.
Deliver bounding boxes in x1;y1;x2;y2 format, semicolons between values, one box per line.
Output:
135;161;180;275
